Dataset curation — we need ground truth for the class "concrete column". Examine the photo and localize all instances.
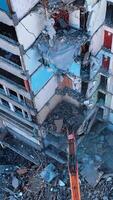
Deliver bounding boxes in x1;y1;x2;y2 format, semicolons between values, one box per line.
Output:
28;112;32;121
3;86;9;96
22;109;26;119
9;103;15;112
17;93;22;102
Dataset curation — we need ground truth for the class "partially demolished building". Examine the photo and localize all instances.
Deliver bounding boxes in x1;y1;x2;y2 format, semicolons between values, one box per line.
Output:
0;0;113;163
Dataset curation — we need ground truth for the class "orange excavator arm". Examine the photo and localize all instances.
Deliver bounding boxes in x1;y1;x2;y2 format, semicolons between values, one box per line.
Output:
68;132;81;200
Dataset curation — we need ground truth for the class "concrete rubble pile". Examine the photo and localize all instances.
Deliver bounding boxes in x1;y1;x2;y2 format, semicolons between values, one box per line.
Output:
1;121;113;199
55;87;85;103
43;101;84;133
0;146;70;200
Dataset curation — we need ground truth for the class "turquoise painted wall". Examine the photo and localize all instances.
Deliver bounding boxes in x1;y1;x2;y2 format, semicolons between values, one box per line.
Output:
0;0;10;14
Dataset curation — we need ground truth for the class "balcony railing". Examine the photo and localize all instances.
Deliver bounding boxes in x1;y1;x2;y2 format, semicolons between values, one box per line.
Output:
0;56;21;69
0;34;18;45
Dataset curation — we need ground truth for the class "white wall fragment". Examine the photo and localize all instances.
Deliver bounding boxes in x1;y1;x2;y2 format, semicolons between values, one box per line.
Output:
88;0;107;35
15;6;45;50
69;9;80;29
10;0;39;19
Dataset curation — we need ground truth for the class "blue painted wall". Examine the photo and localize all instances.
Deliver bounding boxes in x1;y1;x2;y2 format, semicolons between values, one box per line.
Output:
0;0;10;14
31;66;54;94
69;62;80;77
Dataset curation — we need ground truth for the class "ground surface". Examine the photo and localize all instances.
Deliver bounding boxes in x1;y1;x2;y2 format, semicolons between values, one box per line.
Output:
1;121;113;200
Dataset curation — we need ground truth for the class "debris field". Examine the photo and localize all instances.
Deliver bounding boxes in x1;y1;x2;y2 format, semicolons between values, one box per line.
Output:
1;107;113;200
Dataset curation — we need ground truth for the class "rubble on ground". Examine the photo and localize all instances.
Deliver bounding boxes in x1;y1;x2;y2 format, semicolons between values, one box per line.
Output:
43;101;85;133
1;121;113;199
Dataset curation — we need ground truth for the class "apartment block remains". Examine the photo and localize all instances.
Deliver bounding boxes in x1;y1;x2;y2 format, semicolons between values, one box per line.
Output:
0;0;113;165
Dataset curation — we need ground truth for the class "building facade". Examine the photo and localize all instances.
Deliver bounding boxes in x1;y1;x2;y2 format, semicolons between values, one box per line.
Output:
0;0;113;163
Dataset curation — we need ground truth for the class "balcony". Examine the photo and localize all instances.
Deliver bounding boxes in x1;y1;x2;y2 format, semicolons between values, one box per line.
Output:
0;84;5;94
0;56;25;80
96;48;113;77
0;90;35;116
0;34;20;56
0;68;25;88
0;22;18;42
0;48;21;66
0;129;41;165
0;75;30;99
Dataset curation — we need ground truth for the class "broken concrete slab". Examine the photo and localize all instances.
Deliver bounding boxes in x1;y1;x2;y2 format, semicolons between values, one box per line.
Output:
81;160;103;187
40;164;58;183
58;180;65;187
12;176;19;189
